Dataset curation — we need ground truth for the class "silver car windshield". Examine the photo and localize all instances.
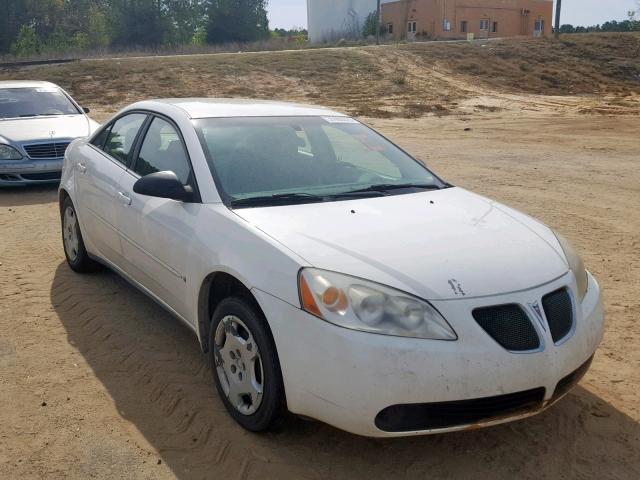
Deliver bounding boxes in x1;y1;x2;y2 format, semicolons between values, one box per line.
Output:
195;116;446;207
0;87;81;119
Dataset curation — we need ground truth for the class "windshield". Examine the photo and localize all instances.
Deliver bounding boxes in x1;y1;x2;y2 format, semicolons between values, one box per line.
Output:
0;87;81;119
195;116;446;207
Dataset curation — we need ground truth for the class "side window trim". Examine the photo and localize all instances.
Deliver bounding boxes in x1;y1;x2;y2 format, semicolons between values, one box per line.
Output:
128;112;202;203
90;123;113;150
123;114;151;169
128;114;154;170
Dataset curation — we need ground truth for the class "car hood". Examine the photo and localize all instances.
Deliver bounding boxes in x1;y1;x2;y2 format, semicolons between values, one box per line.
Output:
0;115;93;143
233;187;569;300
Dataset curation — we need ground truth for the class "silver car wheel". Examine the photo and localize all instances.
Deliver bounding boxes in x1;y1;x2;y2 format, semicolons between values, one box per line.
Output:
63;206;80;262
213;315;264;415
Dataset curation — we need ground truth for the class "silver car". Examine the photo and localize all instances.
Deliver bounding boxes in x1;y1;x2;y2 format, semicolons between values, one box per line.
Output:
0;80;98;186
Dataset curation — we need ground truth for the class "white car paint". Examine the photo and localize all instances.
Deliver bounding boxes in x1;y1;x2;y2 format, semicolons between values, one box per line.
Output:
59;99;604;437
0;81;99;185
234;188;570;300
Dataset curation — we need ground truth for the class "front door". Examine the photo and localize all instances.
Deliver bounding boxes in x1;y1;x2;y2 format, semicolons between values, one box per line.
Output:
115;115;200;320
407;21;417;40
534;19;545;37
74;113;147;264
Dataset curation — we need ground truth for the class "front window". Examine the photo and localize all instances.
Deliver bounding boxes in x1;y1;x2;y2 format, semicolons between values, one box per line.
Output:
135;117;192;185
480;20;490;31
196;116;446;208
102;113;147;166
0;87;81;119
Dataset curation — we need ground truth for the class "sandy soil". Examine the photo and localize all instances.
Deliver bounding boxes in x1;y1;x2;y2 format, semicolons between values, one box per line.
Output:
1;107;639;479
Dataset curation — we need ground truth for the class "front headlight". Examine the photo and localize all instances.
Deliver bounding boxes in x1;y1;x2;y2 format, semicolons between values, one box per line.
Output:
298;268;457;340
553;230;588;302
0;144;23;160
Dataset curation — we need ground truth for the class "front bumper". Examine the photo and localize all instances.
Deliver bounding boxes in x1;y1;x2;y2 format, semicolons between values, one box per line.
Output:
0;158;63;185
254;272;604;437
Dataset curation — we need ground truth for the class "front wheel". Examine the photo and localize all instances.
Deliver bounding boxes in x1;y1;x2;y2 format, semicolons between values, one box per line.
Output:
61;196;100;273
209;297;286;432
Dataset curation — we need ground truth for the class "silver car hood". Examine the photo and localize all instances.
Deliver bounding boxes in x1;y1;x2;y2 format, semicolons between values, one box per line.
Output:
0;115;93;143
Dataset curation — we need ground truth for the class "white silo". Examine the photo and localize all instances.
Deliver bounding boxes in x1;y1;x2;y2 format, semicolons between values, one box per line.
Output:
307;0;380;43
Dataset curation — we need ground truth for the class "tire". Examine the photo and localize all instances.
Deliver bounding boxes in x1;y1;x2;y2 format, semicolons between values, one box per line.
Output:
209;296;286;432
60;196;100;273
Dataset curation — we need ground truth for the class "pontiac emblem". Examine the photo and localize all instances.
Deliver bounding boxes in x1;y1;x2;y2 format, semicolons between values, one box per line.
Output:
529;301;546;330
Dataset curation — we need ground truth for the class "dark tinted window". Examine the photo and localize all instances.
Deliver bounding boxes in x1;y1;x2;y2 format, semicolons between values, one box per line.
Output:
103;114;146;165
91;125;112;149
197;116;443;201
135;117;191;185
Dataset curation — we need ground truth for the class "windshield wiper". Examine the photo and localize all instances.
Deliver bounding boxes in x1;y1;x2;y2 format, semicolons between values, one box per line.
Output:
231;192;325;208
330;190;390;199
344;183;443;195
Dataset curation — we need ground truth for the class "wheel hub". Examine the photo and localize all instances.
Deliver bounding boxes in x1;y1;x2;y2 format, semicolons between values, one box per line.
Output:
62;206;79;261
213;315;264;415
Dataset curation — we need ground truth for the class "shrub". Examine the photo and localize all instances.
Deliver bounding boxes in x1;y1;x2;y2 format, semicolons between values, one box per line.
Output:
10;25;39;57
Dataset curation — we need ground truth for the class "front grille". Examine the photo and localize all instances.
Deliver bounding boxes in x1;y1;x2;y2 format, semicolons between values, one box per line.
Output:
375;387;546;432
473;304;540;351
24;142;70;159
542;288;574;343
20;171;61;181
552;355;594;400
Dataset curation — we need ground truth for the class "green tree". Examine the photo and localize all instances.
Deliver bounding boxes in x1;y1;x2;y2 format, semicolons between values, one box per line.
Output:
362;11;383;37
164;0;208;45
11;24;40;57
192;25;208;45
206;0;269;44
109;0;169;46
87;4;111;48
559;24;575;34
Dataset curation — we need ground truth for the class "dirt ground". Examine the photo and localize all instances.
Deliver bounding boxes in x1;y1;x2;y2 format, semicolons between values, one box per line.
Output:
1;103;639;479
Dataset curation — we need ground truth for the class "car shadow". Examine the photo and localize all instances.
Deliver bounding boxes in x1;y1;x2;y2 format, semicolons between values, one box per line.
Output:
0;183;58;207
51;262;640;480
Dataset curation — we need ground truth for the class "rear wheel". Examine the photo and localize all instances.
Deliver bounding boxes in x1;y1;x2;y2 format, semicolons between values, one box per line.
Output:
209;297;286;431
61;196;100;273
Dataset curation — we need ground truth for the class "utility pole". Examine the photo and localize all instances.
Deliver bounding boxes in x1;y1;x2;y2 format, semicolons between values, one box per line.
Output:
554;0;562;39
376;0;381;45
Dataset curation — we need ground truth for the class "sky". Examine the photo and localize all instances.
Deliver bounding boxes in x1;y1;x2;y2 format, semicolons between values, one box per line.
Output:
267;0;639;29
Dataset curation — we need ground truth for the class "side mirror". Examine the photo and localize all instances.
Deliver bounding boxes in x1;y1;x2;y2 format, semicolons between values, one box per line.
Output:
133;171;193;202
82;107;90;114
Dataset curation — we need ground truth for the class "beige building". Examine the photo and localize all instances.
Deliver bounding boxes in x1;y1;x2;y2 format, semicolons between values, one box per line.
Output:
382;0;554;40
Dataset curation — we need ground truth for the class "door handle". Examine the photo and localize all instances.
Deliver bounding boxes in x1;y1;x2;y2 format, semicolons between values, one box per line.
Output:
77;162;87;174
117;191;132;206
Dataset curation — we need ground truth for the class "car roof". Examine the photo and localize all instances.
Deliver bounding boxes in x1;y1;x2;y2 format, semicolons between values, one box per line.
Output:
131;98;348;119
0;80;61;89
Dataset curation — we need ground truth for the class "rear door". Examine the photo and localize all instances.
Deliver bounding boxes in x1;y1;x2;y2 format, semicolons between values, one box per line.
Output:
115;114;201;319
74;113;147;265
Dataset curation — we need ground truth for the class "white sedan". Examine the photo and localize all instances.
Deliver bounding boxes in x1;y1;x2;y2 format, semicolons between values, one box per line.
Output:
0;81;98;185
59;99;604;437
